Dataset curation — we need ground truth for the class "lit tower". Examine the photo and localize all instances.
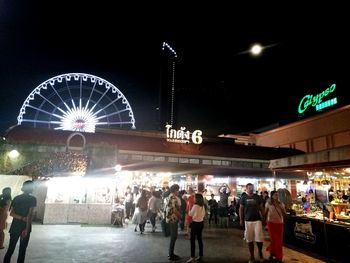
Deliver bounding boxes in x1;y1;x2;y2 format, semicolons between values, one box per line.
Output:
158;41;178;130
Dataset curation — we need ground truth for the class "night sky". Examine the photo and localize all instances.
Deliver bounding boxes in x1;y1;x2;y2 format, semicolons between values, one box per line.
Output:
0;1;348;136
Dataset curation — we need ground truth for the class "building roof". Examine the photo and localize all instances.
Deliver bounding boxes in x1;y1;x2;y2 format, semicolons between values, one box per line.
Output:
4;125;305;178
5;125;304;161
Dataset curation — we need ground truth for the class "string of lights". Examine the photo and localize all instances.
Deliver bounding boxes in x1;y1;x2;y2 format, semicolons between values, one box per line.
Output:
162;42;177;126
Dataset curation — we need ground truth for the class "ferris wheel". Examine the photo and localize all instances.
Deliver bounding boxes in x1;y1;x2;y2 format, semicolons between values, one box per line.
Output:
17;73;136;133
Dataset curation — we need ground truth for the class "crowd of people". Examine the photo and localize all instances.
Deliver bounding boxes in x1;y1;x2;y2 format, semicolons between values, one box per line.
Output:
120;183;285;263
0;181;287;263
119;184;208;262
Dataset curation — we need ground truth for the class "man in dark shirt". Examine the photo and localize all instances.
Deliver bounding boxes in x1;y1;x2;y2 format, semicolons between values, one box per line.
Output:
4;180;37;263
218;184;231;219
208;194;218;225
239;183;265;263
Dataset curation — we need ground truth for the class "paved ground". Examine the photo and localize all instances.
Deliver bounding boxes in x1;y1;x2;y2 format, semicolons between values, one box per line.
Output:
0;221;332;263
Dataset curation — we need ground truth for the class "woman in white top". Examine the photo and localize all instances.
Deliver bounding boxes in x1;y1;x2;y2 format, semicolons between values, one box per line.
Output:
265;190;286;263
186;193;206;263
148;190;162;232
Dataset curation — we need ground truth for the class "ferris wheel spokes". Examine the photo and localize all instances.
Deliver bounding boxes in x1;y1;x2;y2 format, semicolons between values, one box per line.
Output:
17;73;136;132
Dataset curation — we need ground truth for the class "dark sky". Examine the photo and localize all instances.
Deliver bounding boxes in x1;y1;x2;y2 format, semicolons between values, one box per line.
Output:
0;1;349;136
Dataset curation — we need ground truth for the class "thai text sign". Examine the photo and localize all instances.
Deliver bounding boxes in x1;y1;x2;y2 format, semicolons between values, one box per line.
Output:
165;125;203;144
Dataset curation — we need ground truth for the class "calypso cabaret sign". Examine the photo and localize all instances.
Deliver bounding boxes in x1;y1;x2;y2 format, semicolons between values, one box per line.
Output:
165;125;203;144
298;83;337;114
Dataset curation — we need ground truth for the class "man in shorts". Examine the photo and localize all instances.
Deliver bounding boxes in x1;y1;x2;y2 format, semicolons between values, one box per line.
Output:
239;183;265;263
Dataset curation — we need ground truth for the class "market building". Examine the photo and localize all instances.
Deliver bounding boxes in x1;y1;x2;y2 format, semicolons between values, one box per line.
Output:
221;88;350;262
0;124;303;225
260;105;350;263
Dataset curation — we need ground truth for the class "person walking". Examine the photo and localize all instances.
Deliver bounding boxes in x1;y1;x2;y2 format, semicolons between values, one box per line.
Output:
0;187;12;249
165;184;181;261
148;190;162;232
4;180;37;263
261;191;269;208
124;186;134;220
186;193;206;263
239;183;265;263
179;190;187;232
207;194;218;225
265;190;286;263
132;189;148;234
185;187;195;239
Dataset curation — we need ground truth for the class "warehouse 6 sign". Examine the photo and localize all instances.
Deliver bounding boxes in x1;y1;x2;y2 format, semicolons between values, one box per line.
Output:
298;83;337;114
165;125;203;144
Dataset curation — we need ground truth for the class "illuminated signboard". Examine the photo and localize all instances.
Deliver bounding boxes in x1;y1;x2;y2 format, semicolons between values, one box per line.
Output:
165;125;203;144
298;83;337;114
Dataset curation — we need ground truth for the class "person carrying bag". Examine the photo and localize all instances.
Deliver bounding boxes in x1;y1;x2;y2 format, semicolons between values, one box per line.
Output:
265;190;286;263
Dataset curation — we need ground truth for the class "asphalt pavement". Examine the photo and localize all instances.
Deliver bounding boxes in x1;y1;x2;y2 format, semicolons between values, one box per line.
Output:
0;220;331;263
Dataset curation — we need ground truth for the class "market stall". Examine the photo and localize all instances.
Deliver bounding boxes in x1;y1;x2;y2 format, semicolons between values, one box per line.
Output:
284;214;350;263
43;177;116;224
283;170;350;263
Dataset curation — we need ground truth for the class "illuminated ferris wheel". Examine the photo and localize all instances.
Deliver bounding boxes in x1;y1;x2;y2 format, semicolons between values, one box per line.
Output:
17;73;136;133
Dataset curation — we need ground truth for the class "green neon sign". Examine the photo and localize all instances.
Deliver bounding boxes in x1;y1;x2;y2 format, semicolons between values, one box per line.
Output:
298;83;337;114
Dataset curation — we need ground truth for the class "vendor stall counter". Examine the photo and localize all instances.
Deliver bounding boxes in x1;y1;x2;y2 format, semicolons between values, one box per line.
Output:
284;214;350;263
